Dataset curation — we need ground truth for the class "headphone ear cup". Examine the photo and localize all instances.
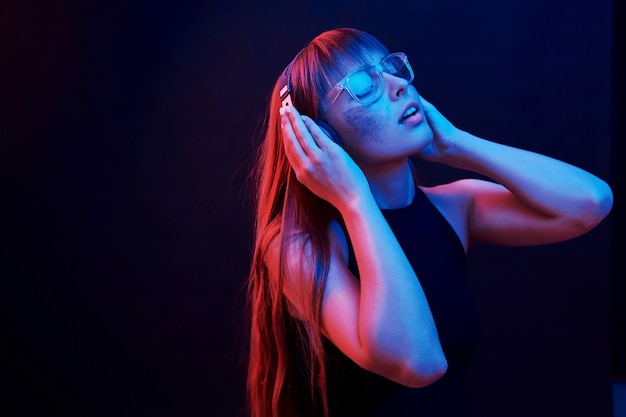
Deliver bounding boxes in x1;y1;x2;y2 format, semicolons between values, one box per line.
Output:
313;119;343;148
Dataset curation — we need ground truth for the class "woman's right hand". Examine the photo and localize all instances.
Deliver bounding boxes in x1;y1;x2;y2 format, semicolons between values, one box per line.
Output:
280;105;371;212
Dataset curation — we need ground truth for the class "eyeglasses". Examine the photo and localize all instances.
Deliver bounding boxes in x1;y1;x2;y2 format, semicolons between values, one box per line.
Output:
325;52;414;106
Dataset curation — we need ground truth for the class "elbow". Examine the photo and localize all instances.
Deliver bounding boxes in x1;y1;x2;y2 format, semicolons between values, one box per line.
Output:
359;328;448;388
363;347;447;388
576;181;613;231
360;346;448;388
400;353;448;388
595;181;614;220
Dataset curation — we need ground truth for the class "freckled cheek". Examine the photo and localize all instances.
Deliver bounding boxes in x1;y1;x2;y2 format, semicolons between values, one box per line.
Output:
342;108;390;145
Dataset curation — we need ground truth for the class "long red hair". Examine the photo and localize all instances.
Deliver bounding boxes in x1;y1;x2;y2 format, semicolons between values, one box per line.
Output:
246;28;389;417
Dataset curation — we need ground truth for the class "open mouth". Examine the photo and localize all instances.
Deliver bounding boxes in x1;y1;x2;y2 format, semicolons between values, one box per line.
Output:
401;106;418;122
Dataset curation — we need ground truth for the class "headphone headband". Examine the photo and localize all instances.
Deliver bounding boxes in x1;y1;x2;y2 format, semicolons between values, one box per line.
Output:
279;49;304;108
277;47;344;147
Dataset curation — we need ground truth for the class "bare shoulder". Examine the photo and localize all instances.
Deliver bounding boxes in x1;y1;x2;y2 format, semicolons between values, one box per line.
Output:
423;178;497;196
265;219;348;273
420;179;494;250
327;219;349;264
264;219;348;319
264;223;311;319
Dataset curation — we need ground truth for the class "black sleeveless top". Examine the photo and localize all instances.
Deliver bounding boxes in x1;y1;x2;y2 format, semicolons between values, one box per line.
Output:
323;186;482;417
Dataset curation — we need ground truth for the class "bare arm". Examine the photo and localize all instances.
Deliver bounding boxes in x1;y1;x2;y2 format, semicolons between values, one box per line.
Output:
278;105;447;387
419;98;613;246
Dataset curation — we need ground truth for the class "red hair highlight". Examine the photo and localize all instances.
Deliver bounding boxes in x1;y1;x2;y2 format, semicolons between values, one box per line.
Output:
246;28;389;417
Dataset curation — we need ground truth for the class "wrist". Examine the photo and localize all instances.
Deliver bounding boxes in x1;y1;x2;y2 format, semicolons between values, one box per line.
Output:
337;188;377;217
438;129;479;166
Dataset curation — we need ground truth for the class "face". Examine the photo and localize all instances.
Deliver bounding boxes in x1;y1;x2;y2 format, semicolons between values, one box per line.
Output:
321;52;434;168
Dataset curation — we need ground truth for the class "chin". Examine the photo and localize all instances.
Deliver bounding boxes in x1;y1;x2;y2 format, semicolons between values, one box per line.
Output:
409;125;434;149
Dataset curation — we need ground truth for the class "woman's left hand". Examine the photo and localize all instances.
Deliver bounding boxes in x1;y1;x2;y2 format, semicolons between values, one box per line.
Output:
417;97;461;162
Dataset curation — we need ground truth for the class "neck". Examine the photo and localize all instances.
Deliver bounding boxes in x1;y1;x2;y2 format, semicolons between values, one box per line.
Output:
360;160;416;209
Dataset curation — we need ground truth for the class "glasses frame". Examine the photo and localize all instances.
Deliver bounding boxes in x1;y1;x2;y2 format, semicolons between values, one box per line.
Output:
324;52;414;106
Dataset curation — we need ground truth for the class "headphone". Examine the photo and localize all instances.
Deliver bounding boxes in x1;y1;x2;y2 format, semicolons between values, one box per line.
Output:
278;51;344;147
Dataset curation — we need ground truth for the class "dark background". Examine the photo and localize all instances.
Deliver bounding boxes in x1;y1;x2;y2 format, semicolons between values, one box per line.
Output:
1;1;623;416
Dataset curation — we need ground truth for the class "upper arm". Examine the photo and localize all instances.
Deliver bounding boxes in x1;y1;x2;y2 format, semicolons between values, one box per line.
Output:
267;218;449;387
453;178;592;246
318;221;373;369
266;221;411;379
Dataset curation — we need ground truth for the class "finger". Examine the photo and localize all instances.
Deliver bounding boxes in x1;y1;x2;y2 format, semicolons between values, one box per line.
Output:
280;107;309;166
419;96;436;113
419;96;444;125
284;106;323;156
301;116;340;150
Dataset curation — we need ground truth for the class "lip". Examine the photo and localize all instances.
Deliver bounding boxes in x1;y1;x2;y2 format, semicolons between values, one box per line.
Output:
399;100;424;125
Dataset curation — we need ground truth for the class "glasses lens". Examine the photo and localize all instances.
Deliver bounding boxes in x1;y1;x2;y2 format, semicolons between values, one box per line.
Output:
345;67;382;104
326;54;413;106
383;54;413;82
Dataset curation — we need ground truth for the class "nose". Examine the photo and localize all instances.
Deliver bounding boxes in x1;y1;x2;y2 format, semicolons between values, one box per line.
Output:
384;72;409;101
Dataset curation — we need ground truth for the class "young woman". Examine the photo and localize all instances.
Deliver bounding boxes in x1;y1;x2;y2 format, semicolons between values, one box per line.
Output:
246;28;613;417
